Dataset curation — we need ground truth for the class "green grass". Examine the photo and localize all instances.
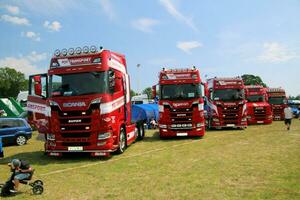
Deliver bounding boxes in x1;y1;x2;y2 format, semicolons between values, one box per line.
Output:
1;120;300;200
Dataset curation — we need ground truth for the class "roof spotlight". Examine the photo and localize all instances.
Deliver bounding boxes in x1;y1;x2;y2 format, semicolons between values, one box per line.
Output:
54;49;60;57
83;46;89;54
68;48;74;55
75;47;82;55
99;46;103;52
61;48;68;56
90;45;97;53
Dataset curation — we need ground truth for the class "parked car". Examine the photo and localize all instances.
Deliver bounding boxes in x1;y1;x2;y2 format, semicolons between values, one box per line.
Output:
0;118;32;146
0;137;3;158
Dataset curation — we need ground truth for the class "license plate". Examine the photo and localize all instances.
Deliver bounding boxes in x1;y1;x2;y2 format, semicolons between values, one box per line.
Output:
257;121;264;124
68;146;83;151
226;124;235;127
177;133;188;136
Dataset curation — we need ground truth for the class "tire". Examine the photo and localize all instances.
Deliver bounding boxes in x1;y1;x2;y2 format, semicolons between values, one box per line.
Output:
0;181;14;197
33;180;43;186
116;128;126;154
137;123;145;140
16;135;27;146
32;185;43;195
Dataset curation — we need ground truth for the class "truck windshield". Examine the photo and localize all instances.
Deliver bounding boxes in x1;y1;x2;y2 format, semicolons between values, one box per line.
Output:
269;97;285;105
247;95;265;102
160;84;201;100
49;72;108;97
213;89;245;101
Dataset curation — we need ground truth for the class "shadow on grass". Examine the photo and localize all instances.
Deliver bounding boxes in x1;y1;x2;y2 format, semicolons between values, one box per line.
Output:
0;151;111;166
143;131;204;143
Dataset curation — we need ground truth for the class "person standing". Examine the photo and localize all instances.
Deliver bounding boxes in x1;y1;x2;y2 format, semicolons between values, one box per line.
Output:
284;106;293;130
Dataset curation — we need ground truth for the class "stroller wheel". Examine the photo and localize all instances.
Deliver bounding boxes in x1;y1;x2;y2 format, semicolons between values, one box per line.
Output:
32;185;43;195
33;180;43;186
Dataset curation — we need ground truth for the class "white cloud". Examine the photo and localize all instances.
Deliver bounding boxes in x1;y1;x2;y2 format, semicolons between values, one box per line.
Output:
258;42;298;63
21;31;41;42
0;52;47;76
5;5;20;15
159;0;198;32
99;0;116;20
177;41;202;53
43;20;62;32
132;18;160;33
0;14;30;25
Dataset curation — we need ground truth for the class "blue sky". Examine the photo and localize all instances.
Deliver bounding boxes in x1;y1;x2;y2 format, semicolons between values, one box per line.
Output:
0;0;299;96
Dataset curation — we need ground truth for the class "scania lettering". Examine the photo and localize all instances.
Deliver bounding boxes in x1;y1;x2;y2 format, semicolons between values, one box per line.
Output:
154;67;205;138
27;46;145;157
206;77;247;129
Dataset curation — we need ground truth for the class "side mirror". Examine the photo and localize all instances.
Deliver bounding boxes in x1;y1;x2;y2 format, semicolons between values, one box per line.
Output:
152;85;156;99
33;76;42;96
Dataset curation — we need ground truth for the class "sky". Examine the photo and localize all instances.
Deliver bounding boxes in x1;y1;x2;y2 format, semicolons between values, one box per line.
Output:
0;0;299;96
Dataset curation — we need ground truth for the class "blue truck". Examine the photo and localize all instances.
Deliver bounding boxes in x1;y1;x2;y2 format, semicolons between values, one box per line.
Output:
131;104;159;129
0;137;3;158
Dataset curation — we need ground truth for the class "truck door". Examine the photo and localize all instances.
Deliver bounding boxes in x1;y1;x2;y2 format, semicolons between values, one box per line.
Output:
27;74;49;134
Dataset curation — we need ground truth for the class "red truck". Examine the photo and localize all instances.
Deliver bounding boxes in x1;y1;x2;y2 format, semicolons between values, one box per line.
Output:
206;77;247;129
267;88;287;120
154;67;205;138
245;85;273;125
27;46;145;156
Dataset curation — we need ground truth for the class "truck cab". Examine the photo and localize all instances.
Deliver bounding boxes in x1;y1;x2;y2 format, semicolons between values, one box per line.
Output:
245;85;273;124
155;67;205;138
267;88;287;120
206;77;247;129
27;46;144;156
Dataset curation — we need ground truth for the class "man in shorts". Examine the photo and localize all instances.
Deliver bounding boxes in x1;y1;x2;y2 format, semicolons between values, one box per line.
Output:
284;106;293;130
8;159;33;192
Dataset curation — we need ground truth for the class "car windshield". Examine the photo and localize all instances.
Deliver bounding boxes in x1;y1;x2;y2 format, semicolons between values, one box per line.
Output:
213;89;245;101
247;95;265;102
269;97;285;105
50;72;108;97
160;84;201;100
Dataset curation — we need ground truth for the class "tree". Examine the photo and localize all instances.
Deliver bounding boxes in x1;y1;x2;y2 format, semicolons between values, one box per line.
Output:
241;74;267;87
142;87;152;99
130;89;136;98
0;67;28;98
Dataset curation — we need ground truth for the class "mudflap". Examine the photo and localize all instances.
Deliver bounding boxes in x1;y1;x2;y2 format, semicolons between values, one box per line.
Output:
126;123;136;145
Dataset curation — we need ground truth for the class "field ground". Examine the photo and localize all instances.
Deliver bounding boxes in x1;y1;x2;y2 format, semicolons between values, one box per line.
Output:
0;120;300;200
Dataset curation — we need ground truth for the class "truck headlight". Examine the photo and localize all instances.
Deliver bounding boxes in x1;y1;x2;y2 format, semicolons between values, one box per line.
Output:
212;118;219;122
159;105;164;112
196;123;204;127
159;124;167;129
98;132;111;140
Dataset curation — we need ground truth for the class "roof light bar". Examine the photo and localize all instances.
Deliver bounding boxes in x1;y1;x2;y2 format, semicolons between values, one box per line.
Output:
53;45;103;57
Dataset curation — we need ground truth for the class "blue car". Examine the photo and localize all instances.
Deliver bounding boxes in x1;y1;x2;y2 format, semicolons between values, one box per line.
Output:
0;137;3;158
0;118;32;146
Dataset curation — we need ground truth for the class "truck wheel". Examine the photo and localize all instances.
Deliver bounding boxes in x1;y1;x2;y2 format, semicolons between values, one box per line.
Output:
16;135;27;146
116;128;126;154
137;123;145;140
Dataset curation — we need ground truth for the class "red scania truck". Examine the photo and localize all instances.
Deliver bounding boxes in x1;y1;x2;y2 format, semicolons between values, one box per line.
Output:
27;46;145;156
267;88;287;120
206;77;247;129
154;67;205;138
245;85;273;125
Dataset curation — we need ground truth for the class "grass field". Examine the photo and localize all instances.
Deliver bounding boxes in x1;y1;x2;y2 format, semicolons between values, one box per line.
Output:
0;120;300;200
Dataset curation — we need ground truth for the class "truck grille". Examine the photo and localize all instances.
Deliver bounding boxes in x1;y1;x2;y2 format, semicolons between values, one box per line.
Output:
221;105;240;124
170;108;193;130
273;108;282;116
62;142;90;146
58;109;92;138
253;107;267;120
